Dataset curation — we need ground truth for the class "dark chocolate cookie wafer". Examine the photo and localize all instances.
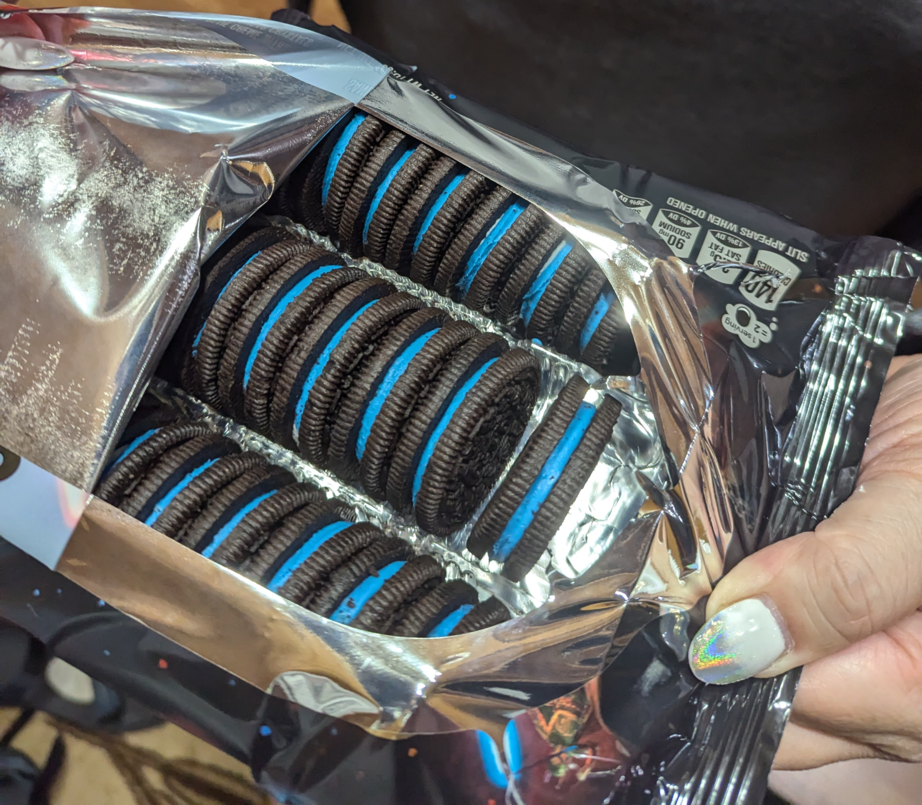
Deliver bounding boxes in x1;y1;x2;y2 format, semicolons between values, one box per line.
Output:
193;240;317;409
216;245;334;421
432;186;513;297
451;596;511;634
555;267;609;359
297;291;424;468
120;433;239;524
407;171;493;289
412;347;540;537
453;204;546;314
494;226;565;327
322;113;388;237
384;156;462;276
362;143;439;265
268;276;393;452
241;264;368;433
578;288;639;376
327;307;448;481
389;579;480;637
521;241;594;346
264;521;382;608
95;422;213;508
467;376;590;560
350;554;444;633
358;319;479;502
152;451;266;540
470;383;621;582
244;501;355;584
309;536;413;618
338;129;413;257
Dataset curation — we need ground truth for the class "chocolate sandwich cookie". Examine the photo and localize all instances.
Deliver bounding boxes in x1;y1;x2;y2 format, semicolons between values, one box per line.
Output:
214;248;349;423
326;307;448;481
175;228;293;393
405;171;493;289
95;422;214;508
244;500;355;584
309;536;414;619
268;276;393;453
119;433;240;524
357;319;479;502
296;291;425;468
432;187;513;297
445;202;547;314
578;287;639;376
193;240;317;409
338;129;413;257
520;240;595;346
152;450;267;540
186;472;324;568
467;376;621;581
386;334;540;535
240;263;369;433
320;112;388;237
450;596;512;634
383;156;463;276
493;226;565;327
389;578;480;637
349;554;445;633
555;268;609;360
411;345;540;537
361;143;439;265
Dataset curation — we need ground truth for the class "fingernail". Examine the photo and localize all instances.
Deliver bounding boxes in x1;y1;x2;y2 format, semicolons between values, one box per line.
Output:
688;597;791;685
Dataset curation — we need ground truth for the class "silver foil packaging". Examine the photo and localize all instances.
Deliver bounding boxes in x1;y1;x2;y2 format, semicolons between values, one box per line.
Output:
0;8;919;805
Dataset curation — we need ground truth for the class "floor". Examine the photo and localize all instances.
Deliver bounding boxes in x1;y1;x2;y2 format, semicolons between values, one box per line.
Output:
7;0;922;802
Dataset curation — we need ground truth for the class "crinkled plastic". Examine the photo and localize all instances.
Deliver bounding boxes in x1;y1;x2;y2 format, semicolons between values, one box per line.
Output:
0;8;918;805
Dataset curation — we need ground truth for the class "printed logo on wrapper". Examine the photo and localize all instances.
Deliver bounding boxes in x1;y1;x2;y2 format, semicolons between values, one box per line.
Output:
0;444;90;569
651;209;701;258
614;190;653;221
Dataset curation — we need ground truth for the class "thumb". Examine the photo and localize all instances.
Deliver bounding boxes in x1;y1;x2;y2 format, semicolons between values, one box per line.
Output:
688;472;922;685
0;36;73;71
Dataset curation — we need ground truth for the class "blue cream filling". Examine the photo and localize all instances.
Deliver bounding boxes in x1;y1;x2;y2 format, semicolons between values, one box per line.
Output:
144;458;220;527
478;731;508;789
292;300;379;446
456;201;526;297
105;427;159;474
411;358;497;505
491;401;597;562
201;490;278;559
355;328;439;461
362;147;413;244
331;560;406;624
580;288;614;353
191;251;262;356
426;603;474;637
267;520;353;592
242;264;338;390
322;112;366;208
413;173;466;254
519;240;573;325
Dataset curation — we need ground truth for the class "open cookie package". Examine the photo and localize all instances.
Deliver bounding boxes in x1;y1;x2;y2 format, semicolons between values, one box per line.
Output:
0;8;919;804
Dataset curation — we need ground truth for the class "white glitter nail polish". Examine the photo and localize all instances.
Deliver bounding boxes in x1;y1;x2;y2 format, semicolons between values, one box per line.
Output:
688;597;790;685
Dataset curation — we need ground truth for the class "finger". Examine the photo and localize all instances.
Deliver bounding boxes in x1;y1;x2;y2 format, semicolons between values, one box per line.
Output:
773;721;878;770
0;35;72;70
689;358;922;684
787;610;922;762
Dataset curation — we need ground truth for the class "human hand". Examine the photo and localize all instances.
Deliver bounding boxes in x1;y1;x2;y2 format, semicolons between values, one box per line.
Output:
689;354;922;769
0;9;74;70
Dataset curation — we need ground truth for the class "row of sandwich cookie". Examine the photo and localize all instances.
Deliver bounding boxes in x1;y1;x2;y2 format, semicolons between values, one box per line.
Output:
94;401;511;637
268;110;638;377
163;225;541;538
